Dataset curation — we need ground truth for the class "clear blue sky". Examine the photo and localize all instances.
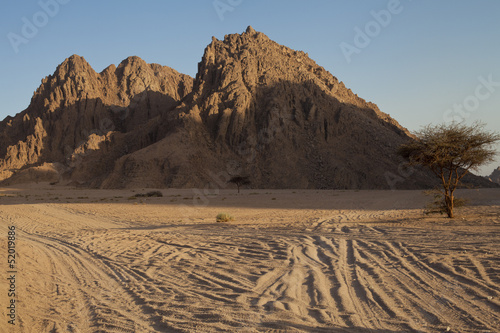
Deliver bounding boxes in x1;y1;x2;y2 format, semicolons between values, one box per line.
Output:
1;0;499;175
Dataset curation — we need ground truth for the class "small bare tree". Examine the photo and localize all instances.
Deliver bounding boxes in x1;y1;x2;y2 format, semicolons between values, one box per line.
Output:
398;122;499;218
228;176;251;194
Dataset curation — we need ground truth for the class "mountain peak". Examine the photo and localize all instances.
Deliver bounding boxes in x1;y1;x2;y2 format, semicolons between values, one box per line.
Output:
66;54;88;64
489;166;500;184
55;54;93;77
118;56;147;68
246;25;256;34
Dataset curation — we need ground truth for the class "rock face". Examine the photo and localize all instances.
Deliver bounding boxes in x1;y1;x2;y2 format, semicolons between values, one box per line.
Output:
0;27;494;189
489;167;500;185
0;55;193;186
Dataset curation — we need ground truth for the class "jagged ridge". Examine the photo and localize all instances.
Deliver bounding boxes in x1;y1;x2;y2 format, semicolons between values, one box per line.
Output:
0;27;494;189
489;167;500;185
0;55;193;185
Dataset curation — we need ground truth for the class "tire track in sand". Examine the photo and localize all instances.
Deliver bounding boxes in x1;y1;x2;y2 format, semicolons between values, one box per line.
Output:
18;230;155;332
2;199;500;332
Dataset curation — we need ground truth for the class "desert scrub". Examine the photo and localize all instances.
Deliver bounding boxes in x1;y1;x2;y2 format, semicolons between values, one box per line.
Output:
424;190;468;216
134;191;163;198
216;213;234;222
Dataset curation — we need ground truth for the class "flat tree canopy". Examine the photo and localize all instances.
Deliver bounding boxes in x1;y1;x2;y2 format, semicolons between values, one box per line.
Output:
398;122;500;218
228;176;251;193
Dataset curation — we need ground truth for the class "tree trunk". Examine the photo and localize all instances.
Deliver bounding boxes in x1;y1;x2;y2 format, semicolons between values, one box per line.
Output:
445;193;454;218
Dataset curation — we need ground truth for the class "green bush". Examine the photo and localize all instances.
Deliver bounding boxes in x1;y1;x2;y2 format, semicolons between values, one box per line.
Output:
216;213;234;223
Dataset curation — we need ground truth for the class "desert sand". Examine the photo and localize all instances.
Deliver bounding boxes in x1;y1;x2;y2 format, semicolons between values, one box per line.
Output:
1;185;499;332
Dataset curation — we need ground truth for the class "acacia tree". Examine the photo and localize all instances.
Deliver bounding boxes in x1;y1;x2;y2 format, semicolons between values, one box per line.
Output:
398;122;499;218
228;176;251;194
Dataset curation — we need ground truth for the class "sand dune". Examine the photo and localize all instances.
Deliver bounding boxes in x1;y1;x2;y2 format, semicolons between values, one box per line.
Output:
1;186;499;332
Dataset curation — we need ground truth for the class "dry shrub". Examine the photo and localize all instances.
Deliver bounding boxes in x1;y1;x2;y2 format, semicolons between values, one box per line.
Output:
216;213;234;222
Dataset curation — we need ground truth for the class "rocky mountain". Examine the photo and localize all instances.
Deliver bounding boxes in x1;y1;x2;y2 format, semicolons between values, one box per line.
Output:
0;27;494;189
0;55;193;186
489;167;500;185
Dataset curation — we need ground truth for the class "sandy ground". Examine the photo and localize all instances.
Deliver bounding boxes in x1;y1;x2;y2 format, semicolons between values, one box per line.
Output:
0;184;499;333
